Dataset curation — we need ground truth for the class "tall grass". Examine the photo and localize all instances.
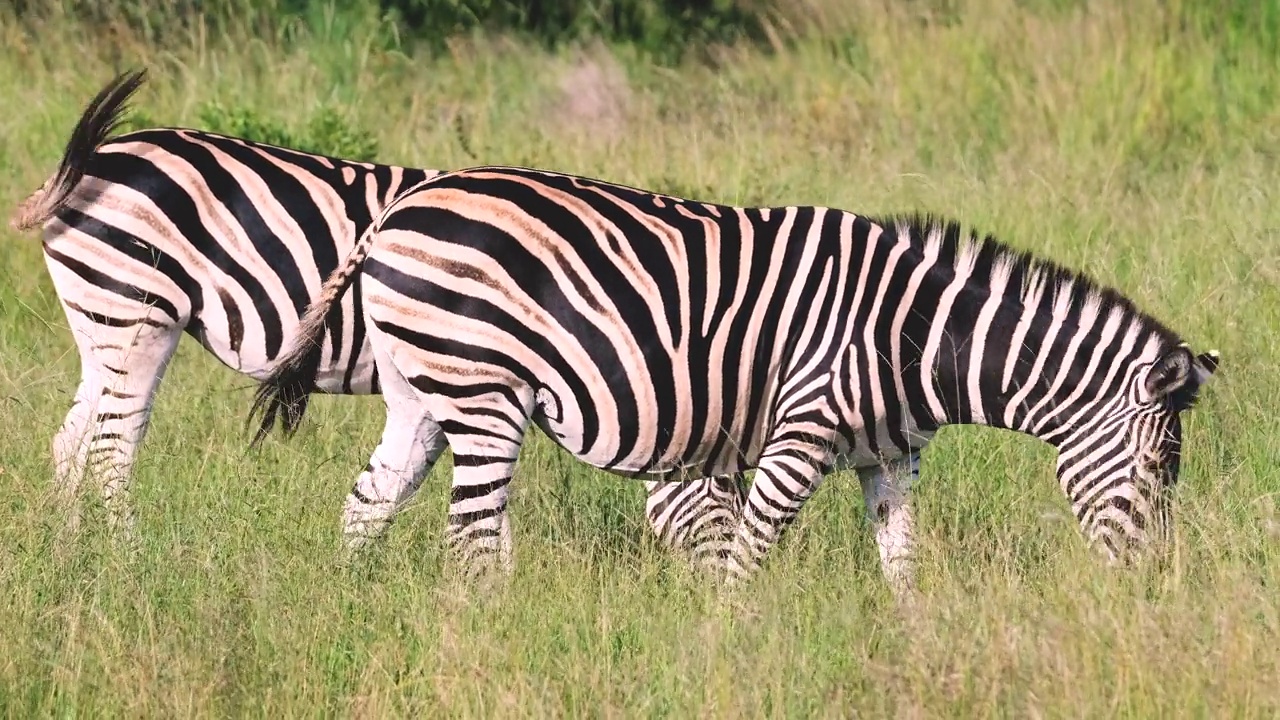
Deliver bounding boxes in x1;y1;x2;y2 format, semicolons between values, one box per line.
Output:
1;0;1277;715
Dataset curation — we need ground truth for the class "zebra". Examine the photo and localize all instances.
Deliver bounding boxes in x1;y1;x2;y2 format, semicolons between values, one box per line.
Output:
10;69;749;557
248;165;1220;588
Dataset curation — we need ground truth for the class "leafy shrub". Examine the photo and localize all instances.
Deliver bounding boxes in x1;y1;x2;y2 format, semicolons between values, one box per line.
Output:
195;102;298;149
20;0;1276;66
299;108;381;162
197;102;381;161
118;101;380;161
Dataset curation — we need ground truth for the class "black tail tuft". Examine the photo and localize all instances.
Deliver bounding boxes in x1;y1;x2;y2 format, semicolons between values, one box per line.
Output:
65;67;149;176
246;217;385;449
11;67;149;231
247;341;325;448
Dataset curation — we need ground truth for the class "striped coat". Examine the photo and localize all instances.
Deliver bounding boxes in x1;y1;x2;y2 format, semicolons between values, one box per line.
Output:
252;166;1220;585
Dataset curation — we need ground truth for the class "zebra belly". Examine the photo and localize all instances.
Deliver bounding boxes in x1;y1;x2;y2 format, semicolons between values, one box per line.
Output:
193;271;377;395
184;290;376;396
528;408;757;480
361;248;777;477
828;429;936;473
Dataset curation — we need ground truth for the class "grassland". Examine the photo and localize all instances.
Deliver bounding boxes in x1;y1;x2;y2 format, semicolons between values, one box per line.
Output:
1;1;1278;716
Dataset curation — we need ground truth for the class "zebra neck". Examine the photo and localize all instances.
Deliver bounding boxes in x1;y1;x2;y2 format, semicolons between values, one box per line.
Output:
931;286;1155;448
852;213;1181;449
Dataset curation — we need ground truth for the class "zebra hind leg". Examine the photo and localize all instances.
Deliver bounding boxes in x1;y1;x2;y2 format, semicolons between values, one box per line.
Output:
644;474;748;573
857;453;920;599
55;302;182;543
50;368;105;538
416;385;534;581
340;356;449;557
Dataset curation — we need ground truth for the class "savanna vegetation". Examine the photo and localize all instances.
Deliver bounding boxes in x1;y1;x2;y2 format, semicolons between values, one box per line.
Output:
1;0;1277;715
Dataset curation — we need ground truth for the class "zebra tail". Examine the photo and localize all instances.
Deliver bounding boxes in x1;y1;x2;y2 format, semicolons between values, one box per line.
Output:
9;68;148;233
248;220;382;447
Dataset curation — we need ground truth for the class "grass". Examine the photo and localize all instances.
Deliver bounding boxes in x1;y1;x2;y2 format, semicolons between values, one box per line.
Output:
1;0;1278;715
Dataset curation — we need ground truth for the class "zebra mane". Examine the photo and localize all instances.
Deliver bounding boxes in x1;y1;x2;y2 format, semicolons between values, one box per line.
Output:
863;212;1185;349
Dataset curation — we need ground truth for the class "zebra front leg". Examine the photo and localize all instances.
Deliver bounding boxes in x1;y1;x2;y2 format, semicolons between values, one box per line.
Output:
644;474;748;572
725;439;830;582
858;453;920;597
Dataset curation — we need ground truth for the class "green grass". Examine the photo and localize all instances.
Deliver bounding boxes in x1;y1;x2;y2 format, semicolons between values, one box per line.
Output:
1;0;1278;715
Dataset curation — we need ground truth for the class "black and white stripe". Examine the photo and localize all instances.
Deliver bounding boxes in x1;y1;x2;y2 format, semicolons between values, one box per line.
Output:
251;165;1220;586
13;70;751;557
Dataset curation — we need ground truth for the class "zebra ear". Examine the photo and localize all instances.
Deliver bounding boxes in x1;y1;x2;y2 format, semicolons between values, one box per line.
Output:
1142;347;1193;404
1143;347;1219;409
1192;350;1220;387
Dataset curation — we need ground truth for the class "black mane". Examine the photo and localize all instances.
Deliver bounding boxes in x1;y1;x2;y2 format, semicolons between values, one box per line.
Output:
864;212;1185;348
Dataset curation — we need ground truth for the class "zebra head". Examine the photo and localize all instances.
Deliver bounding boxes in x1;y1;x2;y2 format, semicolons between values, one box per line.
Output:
1053;343;1220;565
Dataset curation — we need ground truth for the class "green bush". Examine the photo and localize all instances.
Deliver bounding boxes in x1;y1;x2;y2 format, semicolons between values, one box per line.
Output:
196;102;381;161
119;102;380;161
11;0;278;44
13;0;1278;65
1178;0;1280;59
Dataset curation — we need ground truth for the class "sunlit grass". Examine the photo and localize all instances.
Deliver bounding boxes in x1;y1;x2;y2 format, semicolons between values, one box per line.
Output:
1;1;1277;715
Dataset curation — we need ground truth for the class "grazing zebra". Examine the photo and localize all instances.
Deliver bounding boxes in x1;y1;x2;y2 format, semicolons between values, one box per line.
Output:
10;69;745;559
249;165;1220;587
